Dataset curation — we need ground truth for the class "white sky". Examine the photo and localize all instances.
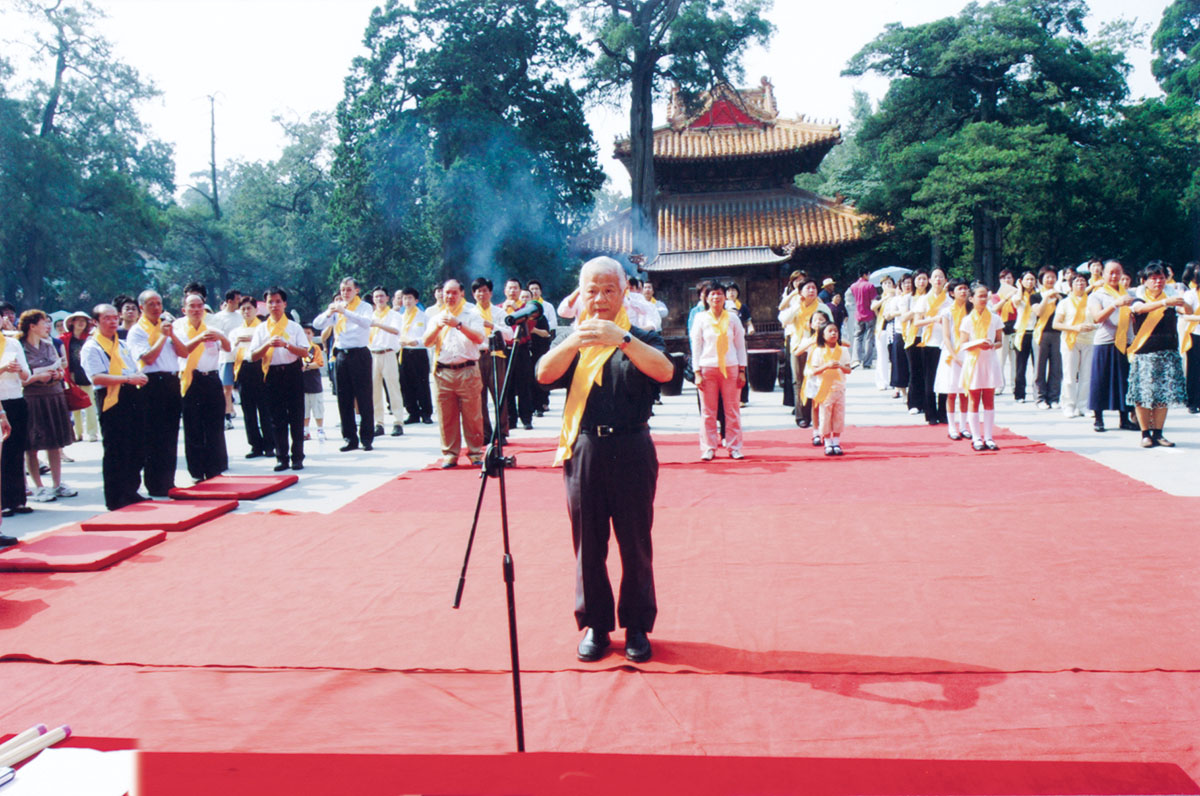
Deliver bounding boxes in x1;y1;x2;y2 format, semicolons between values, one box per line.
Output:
3;0;1169;195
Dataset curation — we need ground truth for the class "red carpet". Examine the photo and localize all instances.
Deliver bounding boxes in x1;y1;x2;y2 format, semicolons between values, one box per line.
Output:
166;474;298;500
1;426;1197;792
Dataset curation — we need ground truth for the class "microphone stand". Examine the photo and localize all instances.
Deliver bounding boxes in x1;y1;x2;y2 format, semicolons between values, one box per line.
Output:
452;322;528;752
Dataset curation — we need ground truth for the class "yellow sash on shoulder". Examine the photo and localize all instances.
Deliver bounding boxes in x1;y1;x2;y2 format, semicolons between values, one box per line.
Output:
180;320;208;396
789;298;820;355
335;296;362;335
707;309;731;377
902;288;927;348
477;303;506;358
943;303;969;365
94;332;126;411
368;306;390;345
135;315;163;368
960;309;992;391
554;307;631;467
1127;290;1168;360
917;291;947;348
1033;290;1058;348
434;298;466;361
261;314;291;375
1013;290;1033;351
1101;285;1130;354
233;319;259;380
812;344;844;405
1062;295;1088;351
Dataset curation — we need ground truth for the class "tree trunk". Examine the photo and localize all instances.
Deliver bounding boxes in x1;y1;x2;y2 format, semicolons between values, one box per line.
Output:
208;96;221;221
629;55;658;260
930;237;943;270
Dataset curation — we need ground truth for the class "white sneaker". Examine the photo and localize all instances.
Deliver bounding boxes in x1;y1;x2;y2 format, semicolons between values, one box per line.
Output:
87;434;98;442
908;407;920;415
730;450;744;460
701;449;715;461
31;486;56;502
54;483;78;498
318;429;327;441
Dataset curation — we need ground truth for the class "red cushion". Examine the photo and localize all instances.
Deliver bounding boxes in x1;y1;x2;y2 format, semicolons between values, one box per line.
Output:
0;528;165;571
79;499;238;532
167;475;299;500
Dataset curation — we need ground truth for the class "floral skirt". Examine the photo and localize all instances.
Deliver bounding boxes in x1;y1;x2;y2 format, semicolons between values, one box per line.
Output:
1126;350;1187;408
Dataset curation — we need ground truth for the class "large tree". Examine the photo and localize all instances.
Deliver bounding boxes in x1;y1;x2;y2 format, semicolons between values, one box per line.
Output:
0;0;173;309
332;0;604;294
842;0;1129;282
578;0;772;257
1152;0;1200;102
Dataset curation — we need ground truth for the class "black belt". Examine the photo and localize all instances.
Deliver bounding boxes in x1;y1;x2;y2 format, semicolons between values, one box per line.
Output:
145;372;179;379
436;360;477;371
194;370;218;377
579;423;649;437
371;349;397;355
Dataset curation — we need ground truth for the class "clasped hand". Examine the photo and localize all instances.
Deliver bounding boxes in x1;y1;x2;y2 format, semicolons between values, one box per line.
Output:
573;319;623;348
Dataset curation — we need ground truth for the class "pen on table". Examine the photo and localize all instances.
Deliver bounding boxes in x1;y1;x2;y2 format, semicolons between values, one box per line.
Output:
0;727;46;757
0;725;70;769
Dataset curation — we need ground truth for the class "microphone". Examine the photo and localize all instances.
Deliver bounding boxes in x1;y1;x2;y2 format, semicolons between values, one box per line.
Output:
504;302;543;326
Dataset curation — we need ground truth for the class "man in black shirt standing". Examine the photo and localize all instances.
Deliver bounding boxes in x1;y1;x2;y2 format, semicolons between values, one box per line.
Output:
536;257;674;663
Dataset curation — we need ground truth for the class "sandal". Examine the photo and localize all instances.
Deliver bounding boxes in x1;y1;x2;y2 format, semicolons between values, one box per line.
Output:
947;431;962;441
984;440;999;451
832;445;844;456
811;434;823;447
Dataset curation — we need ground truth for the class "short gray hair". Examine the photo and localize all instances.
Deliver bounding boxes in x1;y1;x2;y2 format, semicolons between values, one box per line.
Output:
138;289;161;306
579;256;628;290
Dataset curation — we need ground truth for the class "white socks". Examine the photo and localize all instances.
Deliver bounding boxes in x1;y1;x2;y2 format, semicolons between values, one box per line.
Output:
951;407;964;434
967;411;981;441
983;409;995;442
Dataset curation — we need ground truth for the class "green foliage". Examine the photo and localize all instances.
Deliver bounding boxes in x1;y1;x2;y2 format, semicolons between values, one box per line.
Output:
332;0;604;298
1152;0;1200;101
0;0;173;310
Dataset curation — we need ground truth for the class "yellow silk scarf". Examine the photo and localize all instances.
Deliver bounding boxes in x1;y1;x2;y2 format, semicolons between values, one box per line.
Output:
1013;289;1034;351
260;314;291;375
554;306;631;467
180;320;208;396
1127;290;1168;360
789;298;820;355
94;332;126;411
1032;290;1058;348
368;306;390;345
943;303;969;364
334;296;362;335
477;303;506;358
812;344;844;405
707;309;731;377
399;306;419;362
902;288;927;348
916;290;947;348
232;318;259;380
434;298;467;361
135;315;163;368
960;309;992;391
1101;285;1130;354
1062;295;1088;351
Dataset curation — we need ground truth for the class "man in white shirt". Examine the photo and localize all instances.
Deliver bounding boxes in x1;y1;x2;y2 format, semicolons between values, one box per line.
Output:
313;277;377;451
471;277;513;443
395;287;433;424
175;292;232;482
423;279;486;468
126;289;187;497
642;281;669;326
367;286;405;437
209;289;244;429
526;280;556;416
250;287;310;471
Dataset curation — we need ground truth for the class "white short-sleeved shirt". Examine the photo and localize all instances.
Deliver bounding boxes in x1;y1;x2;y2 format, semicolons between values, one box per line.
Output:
1053;295;1095;347
367;308;403;352
0;338;30;402
209;309;242;365
127;319;181;373
429;304;485;365
173;318;222;372
249;318;308;367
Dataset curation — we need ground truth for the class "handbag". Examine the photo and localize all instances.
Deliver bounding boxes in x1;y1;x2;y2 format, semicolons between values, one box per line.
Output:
64;379;92;411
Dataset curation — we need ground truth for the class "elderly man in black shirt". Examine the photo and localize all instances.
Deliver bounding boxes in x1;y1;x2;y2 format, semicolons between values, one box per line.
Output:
536;256;674;663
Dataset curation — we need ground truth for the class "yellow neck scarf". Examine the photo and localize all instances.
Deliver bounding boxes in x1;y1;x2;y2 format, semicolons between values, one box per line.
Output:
477;303;505;358
94;332;126;411
1013;289;1034;351
917;290;948;347
1127;290;1167;359
812;344;844;404
730;299;742;310
368;305;390;344
180;319;209;396
1063;294;1088;351
1033;289;1058;348
707;309;731;377
554;307;631;466
233;318;259;380
434;298;467;360
261;314;290;375
961;308;992;390
335;296;362;335
944;302;969;361
136;315;162;367
902;289;927;348
402;306;419;336
1101;284;1131;354
789;297;819;354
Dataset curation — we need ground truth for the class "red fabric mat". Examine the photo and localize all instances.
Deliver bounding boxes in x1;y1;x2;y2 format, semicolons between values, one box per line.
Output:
0;528;165;572
78;499;238;532
166;474;298;500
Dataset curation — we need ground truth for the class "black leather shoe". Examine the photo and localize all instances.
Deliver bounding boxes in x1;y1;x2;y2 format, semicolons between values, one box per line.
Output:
339;442;359;452
0;508;12;518
391;425;403;436
273;462;289;472
291;462;304;471
624;629;651;663
797;419;811;429
422;416;434;424
362;442;373;451
373;424;385;436
13;505;33;514
522;422;533;430
577;628;611;662
0;534;17;547
245;450;265;459
404;415;420;424
1119;419;1140;431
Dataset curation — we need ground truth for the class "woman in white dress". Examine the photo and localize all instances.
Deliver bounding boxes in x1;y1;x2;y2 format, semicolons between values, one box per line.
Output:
871;276;896;391
933;279;972;440
960;283;1005;451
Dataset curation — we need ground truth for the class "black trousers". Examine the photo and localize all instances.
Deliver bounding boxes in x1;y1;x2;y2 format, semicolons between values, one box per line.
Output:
1186;342;1200;410
0;397;28;510
479;352;509;443
792;352;812;424
182;371;228;481
141;372;181;497
1013;331;1035;399
96;387;145;510
504;344;534;427
399;348;433;420
905;345;926;412
1035;329;1063;404
265;361;304;466
922;346;947;423
564;429;657;634
334;347;373;446
236;365;274;454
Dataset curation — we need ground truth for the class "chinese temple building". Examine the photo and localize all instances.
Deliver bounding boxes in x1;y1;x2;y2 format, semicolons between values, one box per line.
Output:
574;78;876;348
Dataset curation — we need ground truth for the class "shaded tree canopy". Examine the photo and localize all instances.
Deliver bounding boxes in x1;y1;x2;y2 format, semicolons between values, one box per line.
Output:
1152;0;1200;102
332;0;604;296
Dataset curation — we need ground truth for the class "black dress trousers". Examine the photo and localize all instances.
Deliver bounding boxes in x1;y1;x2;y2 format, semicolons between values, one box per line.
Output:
236;364;274;455
141;372;181;497
96;386;145;510
334;347;374;446
563;429;658;634
399;347;433;420
182;371;228;481
0;397;28;510
1035;329;1063;404
265;360;305;466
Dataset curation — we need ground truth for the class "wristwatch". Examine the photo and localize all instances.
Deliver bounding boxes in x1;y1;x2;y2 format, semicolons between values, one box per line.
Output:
619;332;632;349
